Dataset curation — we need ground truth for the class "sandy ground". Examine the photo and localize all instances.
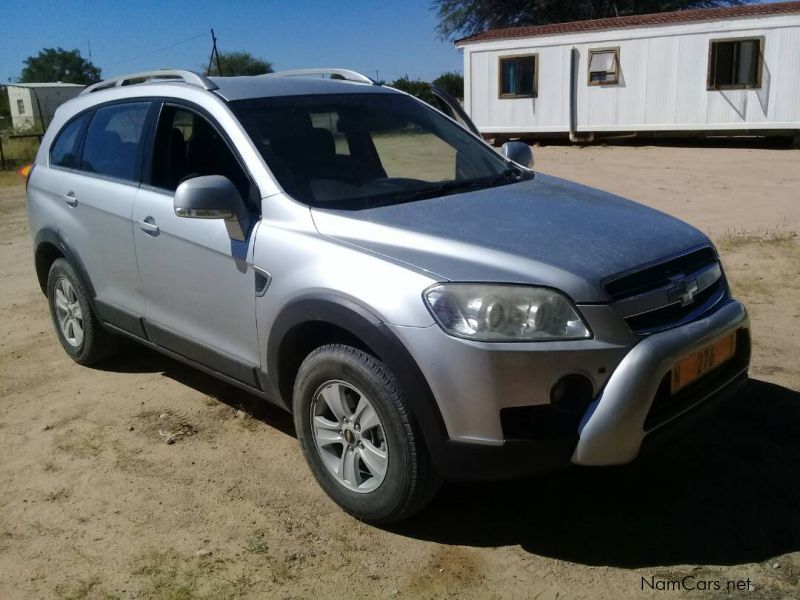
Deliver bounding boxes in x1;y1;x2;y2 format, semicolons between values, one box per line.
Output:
0;145;798;599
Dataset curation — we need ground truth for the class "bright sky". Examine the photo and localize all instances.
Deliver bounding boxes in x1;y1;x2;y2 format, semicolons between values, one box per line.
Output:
1;1;783;85
0;0;463;84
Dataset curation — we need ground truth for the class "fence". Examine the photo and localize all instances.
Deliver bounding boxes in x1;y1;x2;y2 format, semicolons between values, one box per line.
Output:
0;132;42;170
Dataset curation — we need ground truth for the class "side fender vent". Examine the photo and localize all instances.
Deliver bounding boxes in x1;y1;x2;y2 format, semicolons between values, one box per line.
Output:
254;268;271;297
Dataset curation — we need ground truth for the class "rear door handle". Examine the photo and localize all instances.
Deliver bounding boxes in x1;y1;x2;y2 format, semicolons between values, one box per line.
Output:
64;192;78;207
136;217;160;235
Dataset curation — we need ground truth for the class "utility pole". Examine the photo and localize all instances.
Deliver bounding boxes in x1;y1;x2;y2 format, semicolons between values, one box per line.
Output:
208;29;222;76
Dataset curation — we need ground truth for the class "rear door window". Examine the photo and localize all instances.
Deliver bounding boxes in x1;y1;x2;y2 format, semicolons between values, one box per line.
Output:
81;102;150;182
50;113;90;169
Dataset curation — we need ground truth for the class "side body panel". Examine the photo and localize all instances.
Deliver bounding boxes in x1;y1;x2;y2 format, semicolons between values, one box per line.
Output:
132;187;262;385
48;170;144;316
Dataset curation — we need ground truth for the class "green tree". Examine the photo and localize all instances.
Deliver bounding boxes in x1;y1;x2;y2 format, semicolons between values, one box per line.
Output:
206;51;273;76
434;0;753;40
20;48;101;84
432;71;464;100
389;76;438;104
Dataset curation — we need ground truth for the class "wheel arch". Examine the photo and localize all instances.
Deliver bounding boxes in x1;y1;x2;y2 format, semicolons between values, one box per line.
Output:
266;294;449;454
34;229;95;296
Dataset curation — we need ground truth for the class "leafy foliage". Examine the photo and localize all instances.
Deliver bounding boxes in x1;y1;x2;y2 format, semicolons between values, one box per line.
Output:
206;51;274;76
389;76;439;103
390;72;465;103
434;0;753;40
432;71;465;100
20;48;101;84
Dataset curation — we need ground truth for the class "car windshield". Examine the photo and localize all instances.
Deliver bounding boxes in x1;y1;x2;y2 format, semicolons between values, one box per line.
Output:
230;92;529;209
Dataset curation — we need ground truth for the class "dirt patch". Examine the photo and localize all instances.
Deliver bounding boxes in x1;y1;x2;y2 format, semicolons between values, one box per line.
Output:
1;146;798;598
134;409;199;445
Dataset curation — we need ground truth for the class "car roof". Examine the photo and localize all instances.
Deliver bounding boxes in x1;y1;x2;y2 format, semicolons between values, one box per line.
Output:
208;75;400;102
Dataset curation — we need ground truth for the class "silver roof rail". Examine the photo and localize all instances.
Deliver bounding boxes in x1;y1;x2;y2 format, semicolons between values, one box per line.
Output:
81;69;218;95
263;68;377;85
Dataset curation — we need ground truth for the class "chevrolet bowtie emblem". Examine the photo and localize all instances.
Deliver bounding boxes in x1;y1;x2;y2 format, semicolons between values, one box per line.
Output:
667;275;699;306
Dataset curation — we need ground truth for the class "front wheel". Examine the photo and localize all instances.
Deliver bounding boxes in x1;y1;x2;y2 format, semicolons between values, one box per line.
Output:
293;344;440;524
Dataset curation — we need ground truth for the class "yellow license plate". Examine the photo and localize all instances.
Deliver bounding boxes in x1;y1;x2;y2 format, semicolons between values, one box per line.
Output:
671;332;737;394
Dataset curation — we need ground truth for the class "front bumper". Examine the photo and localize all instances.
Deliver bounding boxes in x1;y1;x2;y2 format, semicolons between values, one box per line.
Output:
389;299;749;481
573;299;748;466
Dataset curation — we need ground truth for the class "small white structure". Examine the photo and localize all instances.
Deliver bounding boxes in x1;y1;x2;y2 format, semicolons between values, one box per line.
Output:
456;2;800;141
6;83;85;131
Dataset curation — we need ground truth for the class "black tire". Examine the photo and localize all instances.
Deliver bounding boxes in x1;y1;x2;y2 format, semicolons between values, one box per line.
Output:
46;258;117;365
293;344;441;524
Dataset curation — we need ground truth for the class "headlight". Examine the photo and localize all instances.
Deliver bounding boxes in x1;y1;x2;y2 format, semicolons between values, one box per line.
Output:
423;284;591;342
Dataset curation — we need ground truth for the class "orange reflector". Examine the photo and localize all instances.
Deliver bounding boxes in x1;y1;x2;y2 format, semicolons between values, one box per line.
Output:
18;164;32;178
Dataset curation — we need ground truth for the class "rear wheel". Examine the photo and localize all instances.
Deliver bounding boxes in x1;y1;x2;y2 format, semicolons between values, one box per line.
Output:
47;258;117;365
293;344;440;524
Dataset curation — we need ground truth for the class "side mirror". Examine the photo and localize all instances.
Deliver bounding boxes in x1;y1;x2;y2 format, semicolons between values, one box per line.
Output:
501;141;534;169
174;175;249;241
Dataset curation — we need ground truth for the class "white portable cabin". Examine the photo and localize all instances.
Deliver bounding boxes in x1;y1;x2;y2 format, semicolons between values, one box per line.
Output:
456;2;800;141
6;83;85;131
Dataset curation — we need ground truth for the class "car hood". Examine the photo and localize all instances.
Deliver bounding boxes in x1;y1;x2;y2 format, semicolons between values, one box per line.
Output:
310;174;711;303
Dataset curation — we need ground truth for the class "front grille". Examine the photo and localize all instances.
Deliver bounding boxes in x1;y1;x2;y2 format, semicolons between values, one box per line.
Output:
605;246;728;334
625;279;727;333
604;246;717;300
644;328;751;430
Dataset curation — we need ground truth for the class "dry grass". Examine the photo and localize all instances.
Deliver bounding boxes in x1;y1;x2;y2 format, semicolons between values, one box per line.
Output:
130;548;262;599
53;575;112;600
44;487;71;502
245;531;270;555
132;549;204;600
717;223;798;251
1;135;40;164
0;170;25;187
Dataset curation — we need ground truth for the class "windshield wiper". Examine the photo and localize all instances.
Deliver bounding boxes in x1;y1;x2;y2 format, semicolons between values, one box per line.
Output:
375;168;528;206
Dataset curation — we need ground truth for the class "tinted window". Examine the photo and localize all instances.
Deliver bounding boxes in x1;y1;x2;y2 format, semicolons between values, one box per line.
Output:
82;102;150;181
150;106;250;200
50;113;90;169
231;93;516;209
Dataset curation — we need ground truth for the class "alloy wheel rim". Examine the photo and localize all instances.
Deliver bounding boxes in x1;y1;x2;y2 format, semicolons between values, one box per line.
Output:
54;278;84;348
310;380;388;493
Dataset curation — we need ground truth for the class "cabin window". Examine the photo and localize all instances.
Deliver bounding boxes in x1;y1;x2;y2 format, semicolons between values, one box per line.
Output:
17;99;25;115
708;38;763;90
588;48;620;85
498;55;537;98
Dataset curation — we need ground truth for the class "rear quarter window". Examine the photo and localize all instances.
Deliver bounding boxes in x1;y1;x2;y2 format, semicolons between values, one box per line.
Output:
50;113;90;169
81;102;150;182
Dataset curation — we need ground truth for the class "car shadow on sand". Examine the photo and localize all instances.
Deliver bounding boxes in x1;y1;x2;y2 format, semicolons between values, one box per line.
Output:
395;379;800;568
99;342;296;438
100;346;798;568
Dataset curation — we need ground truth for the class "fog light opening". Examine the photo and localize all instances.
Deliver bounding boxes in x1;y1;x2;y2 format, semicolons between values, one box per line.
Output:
550;374;594;414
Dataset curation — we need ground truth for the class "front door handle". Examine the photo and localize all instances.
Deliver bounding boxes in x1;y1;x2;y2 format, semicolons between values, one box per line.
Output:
64;192;78;207
136;217;160;235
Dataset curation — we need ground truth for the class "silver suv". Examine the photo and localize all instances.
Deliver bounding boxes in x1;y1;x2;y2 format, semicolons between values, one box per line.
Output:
27;68;750;524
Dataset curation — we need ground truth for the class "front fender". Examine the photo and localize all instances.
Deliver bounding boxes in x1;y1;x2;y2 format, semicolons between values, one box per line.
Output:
265;294;450;461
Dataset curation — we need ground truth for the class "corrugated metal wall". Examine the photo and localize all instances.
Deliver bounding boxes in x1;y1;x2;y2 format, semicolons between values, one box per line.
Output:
461;14;800;134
